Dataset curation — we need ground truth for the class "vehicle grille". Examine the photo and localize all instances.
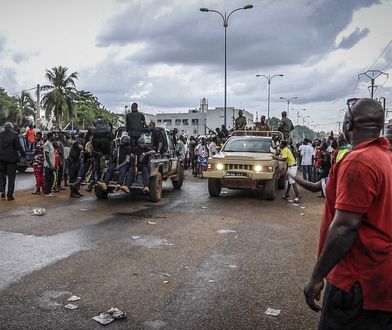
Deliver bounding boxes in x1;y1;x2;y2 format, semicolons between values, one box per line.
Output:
225;164;253;171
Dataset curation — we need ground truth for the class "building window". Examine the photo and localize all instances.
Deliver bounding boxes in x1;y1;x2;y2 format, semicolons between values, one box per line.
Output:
163;119;172;126
194;130;197;134
182;119;189;126
175;119;181;126
157;119;162;123
191;119;199;125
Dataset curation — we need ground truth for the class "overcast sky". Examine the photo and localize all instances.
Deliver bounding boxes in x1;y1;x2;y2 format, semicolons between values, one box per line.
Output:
0;0;391;131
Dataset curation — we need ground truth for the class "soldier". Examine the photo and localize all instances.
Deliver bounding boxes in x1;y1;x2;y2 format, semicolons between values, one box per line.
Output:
125;102;147;142
234;110;247;130
278;111;294;141
256;115;270;136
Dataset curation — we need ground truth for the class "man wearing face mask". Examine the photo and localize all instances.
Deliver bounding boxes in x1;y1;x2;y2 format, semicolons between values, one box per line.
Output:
304;98;392;329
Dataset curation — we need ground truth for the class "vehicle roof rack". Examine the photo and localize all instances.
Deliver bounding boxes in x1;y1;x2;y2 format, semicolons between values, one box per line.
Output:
231;130;284;140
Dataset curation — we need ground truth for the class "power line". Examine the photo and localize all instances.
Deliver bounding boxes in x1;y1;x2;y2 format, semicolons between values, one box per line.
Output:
368;39;392;71
8;86;37;96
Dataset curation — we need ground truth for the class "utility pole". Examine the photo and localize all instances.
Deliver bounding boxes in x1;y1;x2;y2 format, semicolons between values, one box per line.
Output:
358;70;389;99
35;84;40;127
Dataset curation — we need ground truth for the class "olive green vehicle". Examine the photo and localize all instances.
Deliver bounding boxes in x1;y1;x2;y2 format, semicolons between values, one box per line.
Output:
203;131;287;200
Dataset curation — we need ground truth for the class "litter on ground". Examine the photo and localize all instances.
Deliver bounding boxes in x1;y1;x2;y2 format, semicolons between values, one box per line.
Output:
93;307;126;326
208;280;215;283
80;208;88;212
64;303;78;310
201;206;208;209
217;229;237;234
265;307;281;317
32;208;46;216
300;213;305;216
147;221;156;225
131;236;140;240
67;295;80;302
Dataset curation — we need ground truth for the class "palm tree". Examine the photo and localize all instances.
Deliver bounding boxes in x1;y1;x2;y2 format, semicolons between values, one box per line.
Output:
41;66;78;129
14;91;35;126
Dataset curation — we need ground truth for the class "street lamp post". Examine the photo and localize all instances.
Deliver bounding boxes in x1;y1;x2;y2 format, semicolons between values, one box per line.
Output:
280;96;298;117
256;74;283;125
200;4;254;127
292;108;306;126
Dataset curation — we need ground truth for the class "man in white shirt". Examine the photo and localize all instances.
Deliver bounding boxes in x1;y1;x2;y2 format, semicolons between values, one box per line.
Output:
299;138;314;181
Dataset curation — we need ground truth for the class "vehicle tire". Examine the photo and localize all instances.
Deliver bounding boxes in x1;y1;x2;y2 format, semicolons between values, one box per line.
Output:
172;165;184;190
208;178;221;197
149;172;162;202
94;186;108;199
278;176;286;190
17;166;28;173
264;178;277;201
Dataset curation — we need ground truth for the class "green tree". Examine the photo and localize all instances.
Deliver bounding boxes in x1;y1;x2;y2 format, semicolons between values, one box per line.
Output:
41;66;78;129
13;90;35;126
73;90;118;129
0;88;17;124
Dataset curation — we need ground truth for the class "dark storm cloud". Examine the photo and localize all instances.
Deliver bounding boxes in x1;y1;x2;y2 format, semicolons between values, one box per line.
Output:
338;28;370;49
97;0;379;70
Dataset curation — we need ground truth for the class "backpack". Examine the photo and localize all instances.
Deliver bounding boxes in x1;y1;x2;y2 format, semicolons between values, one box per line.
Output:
92;119;111;138
158;129;168;153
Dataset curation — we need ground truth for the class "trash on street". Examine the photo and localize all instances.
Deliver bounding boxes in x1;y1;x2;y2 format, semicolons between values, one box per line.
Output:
80;208;88;212
147;221;156;225
265;307;281;317
64;303;78;310
201;206;208;209
32;208;46;216
208;280;215;283
131;236;140;240
217;229;237;234
93;307;126;325
300;213;305;216
67;295;80;302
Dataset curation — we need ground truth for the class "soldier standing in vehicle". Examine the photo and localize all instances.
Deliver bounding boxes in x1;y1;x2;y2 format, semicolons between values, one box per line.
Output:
278;111;294;141
149;121;164;154
126;102;147;142
256;115;270;136
235;110;247;130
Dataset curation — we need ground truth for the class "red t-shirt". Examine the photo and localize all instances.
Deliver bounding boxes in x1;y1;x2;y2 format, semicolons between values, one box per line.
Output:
27;129;36;143
319;137;392;311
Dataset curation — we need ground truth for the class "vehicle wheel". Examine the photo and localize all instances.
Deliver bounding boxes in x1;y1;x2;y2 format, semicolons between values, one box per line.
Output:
264;178;277;201
208;178;221;197
17;166;28;173
149;172;162;202
94;186;108;199
278;176;286;190
172;165;184;190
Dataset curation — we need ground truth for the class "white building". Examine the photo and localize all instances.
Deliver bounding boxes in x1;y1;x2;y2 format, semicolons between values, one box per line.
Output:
156;98;254;137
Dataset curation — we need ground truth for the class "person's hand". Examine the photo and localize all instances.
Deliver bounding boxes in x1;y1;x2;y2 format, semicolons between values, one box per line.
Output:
139;153;145;162
304;278;324;312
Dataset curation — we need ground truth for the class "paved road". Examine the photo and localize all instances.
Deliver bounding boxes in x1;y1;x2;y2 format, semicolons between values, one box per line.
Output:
15;169;35;192
0;172;323;329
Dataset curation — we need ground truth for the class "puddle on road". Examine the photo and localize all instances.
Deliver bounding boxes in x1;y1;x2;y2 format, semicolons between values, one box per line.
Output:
122;235;173;248
37;290;73;309
0;212;145;291
144;320;166;329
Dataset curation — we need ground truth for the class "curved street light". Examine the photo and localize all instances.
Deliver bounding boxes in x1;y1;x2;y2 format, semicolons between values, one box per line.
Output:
280;96;298;117
292;108;306;126
256;74;283;125
200;4;254;127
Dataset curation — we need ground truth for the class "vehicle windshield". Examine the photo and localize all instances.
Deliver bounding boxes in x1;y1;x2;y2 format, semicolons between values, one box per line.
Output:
223;138;271;153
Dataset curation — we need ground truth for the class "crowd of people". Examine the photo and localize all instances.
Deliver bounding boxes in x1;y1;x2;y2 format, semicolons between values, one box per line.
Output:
1;98;392;328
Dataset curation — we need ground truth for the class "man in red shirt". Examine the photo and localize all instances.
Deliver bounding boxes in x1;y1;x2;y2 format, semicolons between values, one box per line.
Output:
304;98;392;329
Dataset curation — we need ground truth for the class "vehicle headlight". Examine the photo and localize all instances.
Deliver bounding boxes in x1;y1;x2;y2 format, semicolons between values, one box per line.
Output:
254;165;262;172
216;163;224;170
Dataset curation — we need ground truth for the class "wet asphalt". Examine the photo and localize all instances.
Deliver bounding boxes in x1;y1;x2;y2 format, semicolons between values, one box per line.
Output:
0;171;323;329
